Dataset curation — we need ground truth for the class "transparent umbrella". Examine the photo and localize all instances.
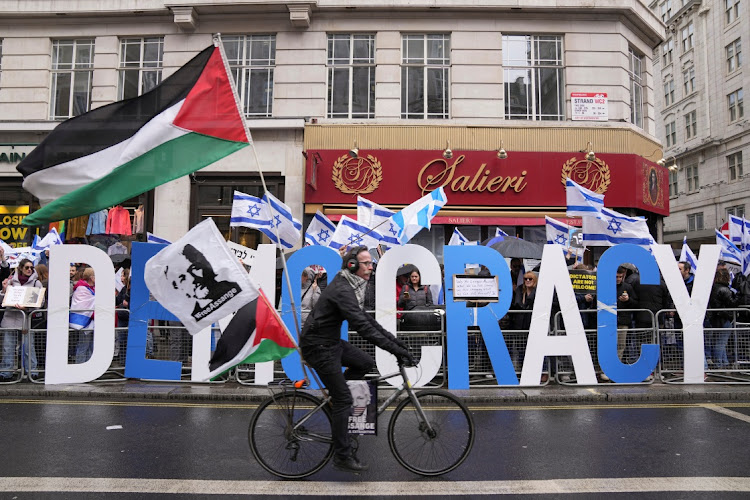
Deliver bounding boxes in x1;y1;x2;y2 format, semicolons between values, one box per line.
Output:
489;237;544;259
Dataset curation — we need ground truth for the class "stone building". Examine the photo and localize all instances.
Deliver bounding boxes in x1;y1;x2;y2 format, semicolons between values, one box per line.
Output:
0;1;664;260
651;0;748;248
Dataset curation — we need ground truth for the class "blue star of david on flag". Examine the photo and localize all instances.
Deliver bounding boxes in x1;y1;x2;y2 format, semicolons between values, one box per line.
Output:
317;229;330;242
388;223;398;236
230;190;302;249
348;233;364;245
247;204;261;217
607;218;622;234
554;234;568;245
305;211;336;246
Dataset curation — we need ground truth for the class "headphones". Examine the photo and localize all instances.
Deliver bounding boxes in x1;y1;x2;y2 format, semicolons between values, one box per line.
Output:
345;246;368;274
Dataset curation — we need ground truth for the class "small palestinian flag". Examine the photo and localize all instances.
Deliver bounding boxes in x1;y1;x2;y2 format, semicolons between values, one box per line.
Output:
207;290;296;381
18;43;249;226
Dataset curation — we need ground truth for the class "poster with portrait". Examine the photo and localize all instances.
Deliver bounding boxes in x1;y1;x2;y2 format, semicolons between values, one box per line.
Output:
642;163;665;209
347;380;377;435
144;218;259;335
2;285;46;308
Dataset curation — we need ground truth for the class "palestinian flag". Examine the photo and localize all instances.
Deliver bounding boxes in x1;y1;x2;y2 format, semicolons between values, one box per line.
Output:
207;290;296;381
18;44;249;226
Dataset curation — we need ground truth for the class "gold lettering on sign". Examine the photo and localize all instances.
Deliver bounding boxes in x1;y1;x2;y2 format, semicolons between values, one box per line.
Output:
417;155;528;196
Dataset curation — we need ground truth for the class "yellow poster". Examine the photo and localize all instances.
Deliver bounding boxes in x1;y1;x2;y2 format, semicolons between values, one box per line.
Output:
0;206;31;247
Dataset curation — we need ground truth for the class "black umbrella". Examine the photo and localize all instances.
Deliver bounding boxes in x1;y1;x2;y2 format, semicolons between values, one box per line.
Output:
110;254;131;267
489;237;543;259
397;263;417;276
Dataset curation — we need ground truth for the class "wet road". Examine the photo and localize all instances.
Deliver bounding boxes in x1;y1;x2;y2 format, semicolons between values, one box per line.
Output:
1;397;750;498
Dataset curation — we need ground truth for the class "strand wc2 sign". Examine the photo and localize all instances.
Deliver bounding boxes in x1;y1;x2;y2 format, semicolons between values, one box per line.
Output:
43;243;720;387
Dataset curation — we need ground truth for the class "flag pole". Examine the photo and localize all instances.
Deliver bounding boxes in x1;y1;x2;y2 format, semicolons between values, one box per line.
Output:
213;34;303;352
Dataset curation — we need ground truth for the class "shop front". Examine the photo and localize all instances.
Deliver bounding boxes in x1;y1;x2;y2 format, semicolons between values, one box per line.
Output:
303;125;669;262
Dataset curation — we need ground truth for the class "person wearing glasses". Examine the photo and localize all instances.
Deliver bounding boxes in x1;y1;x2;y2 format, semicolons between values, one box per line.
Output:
0;258;43;380
509;272;538;371
300;245;413;474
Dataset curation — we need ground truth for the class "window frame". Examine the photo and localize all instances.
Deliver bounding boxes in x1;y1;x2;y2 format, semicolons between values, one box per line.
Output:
687;212;704;232
663;39;674;66
661;0;673;22
222;34;276;118
401;33;451;119
664;78;675;106
684;109;697;139
117;37;164;100
726;39;742;73
728;151;744;181
326;33;376;119
685;162;699;193
725;0;741;24
681;22;694;53
728;88;744;122
669;169;679;197
665;120;677;147
502;34;565;121
628;47;645;127
726;205;746;219
683;66;695;95
50;38;95;120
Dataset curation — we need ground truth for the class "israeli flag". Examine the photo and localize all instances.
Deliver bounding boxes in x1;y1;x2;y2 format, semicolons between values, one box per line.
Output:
32;227;63;250
728;214;750;250
495;227;509;238
545;216;572;246
230;190;302;249
390;187;448;245
582;207;655;247
305;211;336;246
329;215;390;250
679;236;698;273
715;229;742;265
147;232;172;245
448;228;476;246
566;179;604;217
230;191;272;231
357;196;395;230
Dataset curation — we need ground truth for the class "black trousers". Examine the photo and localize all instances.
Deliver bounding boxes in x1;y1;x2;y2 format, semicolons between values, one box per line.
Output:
301;340;374;460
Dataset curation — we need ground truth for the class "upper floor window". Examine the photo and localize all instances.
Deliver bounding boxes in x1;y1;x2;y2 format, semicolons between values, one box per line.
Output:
683;66;695;94
118;37;163;100
401;34;450;119
664;79;675;106
681;22;694;52
0;39;3;86
728;151;744;181
687;212;704;231
50;39;94;120
503;35;564;121
686;162;699;192
327;34;375;119
727;39;742;73
669;169;679;197
662;39;674;66
684;110;697;139
661;0;673;22
628;48;644;127
725;0;741;24
223;35;276;118
728;88;744;121
727;205;746;218
665;120;677;147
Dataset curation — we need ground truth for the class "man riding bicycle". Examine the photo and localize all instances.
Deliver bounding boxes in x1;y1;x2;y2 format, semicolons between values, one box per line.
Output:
299;246;414;473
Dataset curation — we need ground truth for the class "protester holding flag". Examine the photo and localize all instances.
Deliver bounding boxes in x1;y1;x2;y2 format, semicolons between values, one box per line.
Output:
300;246;413;473
70;267;96;364
707;268;739;369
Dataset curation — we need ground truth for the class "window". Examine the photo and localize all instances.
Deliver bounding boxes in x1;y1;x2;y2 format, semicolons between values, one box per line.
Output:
661;0;673;22
50;39;95;120
728;89;744;121
0;39;3;85
683;66;695;94
662;39;674;66
687;212;704;231
681;22;694;52
401;34;450;119
327;34;375;119
684;110;697;139
665;121;677;147
728;151;744;180
727;205;746;218
669;169;679;197
664;79;675;106
725;0;741;24
628;48;644;127
118;37;163;100
685;162;699;192
502;35;564;121
223;35;276;118
727;39;742;73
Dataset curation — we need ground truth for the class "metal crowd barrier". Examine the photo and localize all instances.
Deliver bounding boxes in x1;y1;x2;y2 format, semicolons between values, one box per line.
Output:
0;310;27;384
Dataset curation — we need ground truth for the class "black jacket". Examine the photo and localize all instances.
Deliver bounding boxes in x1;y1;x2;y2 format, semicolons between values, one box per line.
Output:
616;281;639;326
300;271;408;357
635;278;672;327
709;283;738;323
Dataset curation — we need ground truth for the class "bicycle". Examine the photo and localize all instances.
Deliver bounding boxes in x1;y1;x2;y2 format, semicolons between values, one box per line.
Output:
248;361;475;478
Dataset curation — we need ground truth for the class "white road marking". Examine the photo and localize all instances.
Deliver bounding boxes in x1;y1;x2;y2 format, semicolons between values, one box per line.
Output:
1;477;750;495
702;404;750;424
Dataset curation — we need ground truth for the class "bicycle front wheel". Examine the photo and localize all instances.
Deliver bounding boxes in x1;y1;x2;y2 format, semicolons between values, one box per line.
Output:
249;391;333;479
388;389;475;476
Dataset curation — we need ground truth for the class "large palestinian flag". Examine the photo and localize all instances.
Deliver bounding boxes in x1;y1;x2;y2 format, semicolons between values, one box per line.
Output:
18;44;249;226
207;290;296;381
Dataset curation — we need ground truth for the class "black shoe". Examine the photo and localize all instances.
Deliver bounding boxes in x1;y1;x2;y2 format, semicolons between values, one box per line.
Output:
333;455;369;473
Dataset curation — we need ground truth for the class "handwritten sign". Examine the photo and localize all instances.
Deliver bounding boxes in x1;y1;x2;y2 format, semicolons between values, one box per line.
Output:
226;241;256;267
2;285;45;308
569;269;596;293
452;274;499;302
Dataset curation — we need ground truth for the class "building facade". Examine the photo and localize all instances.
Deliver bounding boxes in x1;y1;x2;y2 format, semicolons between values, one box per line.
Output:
0;1;665;259
652;0;748;248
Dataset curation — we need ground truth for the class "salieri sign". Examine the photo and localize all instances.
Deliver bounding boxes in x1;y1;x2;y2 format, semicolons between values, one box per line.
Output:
571;93;608;121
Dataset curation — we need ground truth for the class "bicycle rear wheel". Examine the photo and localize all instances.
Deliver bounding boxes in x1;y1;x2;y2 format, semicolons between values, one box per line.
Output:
249;391;333;479
388;389;475;476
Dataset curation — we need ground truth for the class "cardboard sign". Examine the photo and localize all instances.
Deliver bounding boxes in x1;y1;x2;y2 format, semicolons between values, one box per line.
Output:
569;269;596;293
2;285;45;308
452;274;499;302
226;240;256;265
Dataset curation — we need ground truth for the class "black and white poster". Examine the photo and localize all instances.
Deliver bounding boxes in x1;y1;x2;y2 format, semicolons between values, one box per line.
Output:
347;380;377;435
144;218;258;335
